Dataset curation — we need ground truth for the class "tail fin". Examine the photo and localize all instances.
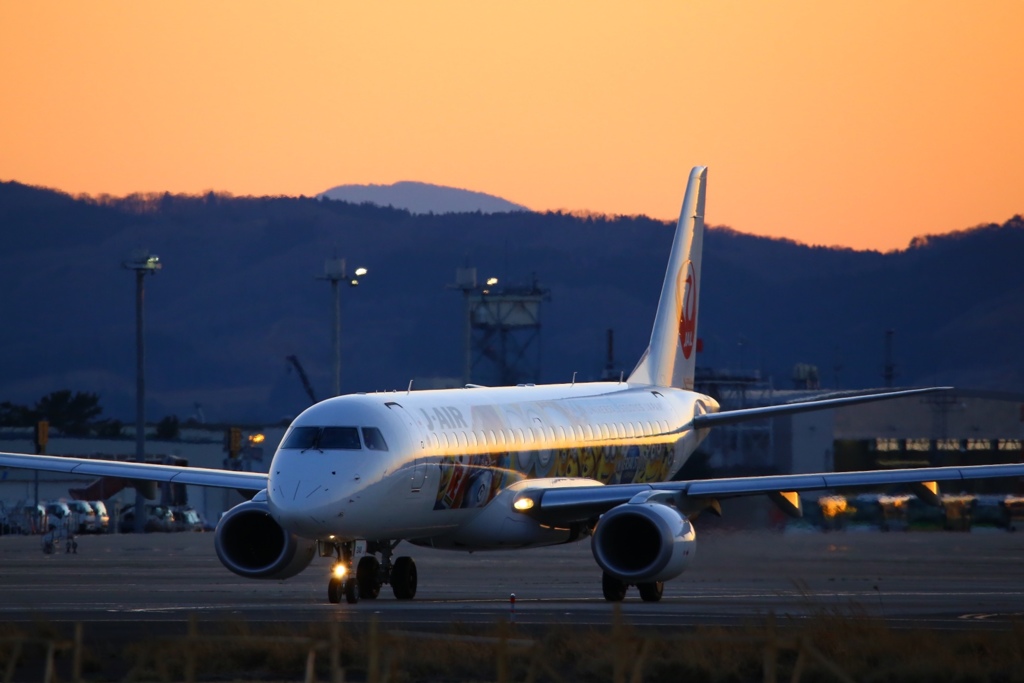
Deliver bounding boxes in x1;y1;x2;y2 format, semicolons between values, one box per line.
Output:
628;166;706;389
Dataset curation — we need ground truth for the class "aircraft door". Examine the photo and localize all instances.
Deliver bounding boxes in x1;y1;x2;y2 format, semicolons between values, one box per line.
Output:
385;402;427;492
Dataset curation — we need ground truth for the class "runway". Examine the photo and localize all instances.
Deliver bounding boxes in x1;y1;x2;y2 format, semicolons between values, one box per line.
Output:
2;527;1022;631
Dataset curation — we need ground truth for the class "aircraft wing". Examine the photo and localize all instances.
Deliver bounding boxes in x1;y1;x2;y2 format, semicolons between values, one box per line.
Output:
0;451;268;491
514;462;1024;526
692;386;951;429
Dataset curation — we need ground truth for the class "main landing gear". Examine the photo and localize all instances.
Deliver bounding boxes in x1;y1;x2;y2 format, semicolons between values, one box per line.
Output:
322;539;417;605
601;571;664;603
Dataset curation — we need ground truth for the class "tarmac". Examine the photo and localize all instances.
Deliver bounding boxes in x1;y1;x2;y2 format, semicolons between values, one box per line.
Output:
2;525;1023;632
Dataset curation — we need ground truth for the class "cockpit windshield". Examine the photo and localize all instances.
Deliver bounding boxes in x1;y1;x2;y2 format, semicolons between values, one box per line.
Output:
282;427;320;450
362;427;388;451
280;426;387;451
319;427;361;450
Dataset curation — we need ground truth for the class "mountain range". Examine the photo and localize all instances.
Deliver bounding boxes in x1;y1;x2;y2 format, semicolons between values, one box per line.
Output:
0;179;1020;424
319;181;529;214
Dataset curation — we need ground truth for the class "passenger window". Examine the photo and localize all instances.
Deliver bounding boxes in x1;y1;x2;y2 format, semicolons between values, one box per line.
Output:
515;429;525;445
489;430;498;446
584;424;593;440
557;426;566;442
362;427;388;451
625;423;635;438
281;426;320;450
574;425;584;440
429;433;439;449
319;427;362;450
600;424;609;439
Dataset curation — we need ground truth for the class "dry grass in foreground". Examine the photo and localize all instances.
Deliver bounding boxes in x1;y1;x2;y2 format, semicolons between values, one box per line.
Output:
1;608;1023;683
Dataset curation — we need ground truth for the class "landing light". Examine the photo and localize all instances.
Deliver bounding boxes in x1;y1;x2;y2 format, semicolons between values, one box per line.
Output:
332;564;347;579
513;497;534;511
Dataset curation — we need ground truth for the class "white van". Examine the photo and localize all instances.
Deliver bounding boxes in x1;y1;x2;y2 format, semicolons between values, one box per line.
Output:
66;500;99;533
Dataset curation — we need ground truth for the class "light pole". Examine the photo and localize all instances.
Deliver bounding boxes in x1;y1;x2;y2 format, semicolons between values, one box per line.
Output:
123;250;161;533
317;258;367;396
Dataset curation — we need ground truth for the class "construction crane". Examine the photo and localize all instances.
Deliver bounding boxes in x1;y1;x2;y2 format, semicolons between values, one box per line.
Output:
285;355;317;405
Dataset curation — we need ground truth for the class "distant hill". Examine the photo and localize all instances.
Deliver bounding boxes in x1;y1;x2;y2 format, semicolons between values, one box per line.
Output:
319;181;529;214
0;179;1020;423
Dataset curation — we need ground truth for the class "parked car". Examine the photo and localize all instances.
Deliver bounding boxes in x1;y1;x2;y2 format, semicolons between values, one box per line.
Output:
11;502;46;534
43;502;74;530
90;501;110;533
171;506;206;532
66;500;99;533
118;504;175;533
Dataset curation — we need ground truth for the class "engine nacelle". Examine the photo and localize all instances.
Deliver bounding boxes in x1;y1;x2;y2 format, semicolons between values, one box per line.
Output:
591;501;696;583
215;495;316;580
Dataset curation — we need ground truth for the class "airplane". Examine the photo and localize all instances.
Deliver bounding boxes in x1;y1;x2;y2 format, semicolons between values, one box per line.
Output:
3;166;1023;605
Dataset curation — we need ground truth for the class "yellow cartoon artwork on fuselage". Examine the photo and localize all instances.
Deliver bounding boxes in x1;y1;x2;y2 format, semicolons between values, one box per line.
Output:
429;399;680;510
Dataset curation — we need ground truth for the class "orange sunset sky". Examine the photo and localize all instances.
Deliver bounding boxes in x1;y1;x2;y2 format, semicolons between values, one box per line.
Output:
2;2;1021;251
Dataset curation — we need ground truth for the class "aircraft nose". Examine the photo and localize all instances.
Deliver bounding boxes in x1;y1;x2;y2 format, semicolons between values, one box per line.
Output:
269;473;340;536
267;455;366;536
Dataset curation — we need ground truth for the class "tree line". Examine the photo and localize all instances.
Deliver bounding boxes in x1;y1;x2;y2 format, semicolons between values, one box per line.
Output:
0;390;180;440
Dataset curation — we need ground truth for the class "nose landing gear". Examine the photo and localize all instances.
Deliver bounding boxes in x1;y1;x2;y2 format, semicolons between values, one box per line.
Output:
321;539;418;604
325;541;358;604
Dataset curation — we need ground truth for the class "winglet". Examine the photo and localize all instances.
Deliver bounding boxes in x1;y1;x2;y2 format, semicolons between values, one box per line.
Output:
628;166;707;389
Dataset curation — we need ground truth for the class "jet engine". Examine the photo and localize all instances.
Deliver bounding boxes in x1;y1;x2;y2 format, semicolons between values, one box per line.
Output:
591;500;696;583
215;497;315;580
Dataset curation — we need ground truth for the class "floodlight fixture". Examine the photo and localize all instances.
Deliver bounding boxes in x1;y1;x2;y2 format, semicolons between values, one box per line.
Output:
316;256;369;396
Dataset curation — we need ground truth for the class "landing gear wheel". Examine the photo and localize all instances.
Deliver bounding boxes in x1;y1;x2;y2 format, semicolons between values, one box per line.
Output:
637;581;664;602
344;577;359;604
602;572;628;602
327;576;343;604
357;556;382;599
392;556;418;600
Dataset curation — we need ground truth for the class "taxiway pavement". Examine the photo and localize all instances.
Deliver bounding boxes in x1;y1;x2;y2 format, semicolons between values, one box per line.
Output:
2;528;1022;631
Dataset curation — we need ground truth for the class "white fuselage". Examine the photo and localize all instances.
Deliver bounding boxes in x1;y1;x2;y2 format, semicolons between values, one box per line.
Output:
267;382;718;546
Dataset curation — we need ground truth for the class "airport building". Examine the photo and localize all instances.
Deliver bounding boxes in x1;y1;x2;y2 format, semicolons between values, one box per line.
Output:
700;383;1024;493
